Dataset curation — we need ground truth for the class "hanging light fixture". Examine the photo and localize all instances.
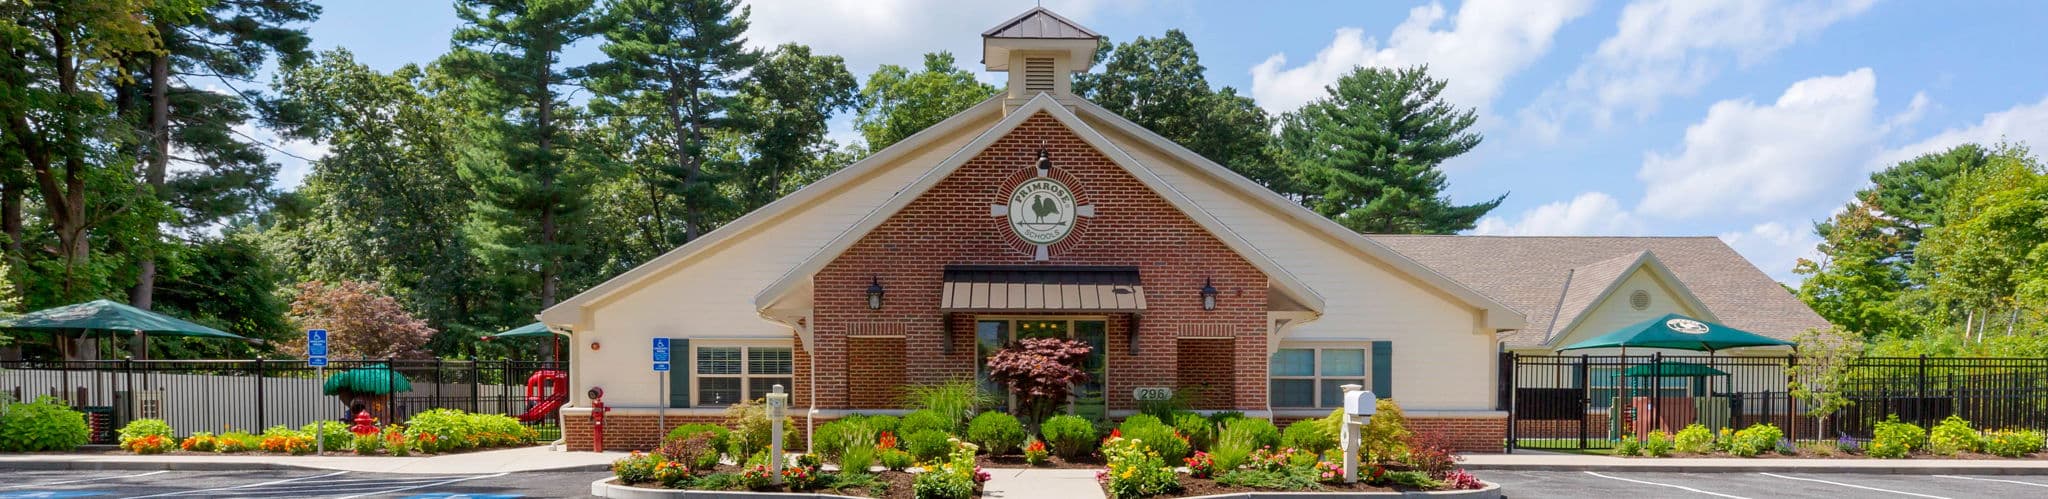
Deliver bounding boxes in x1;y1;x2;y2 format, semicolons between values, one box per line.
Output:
866;276;885;310
1200;278;1218;311
1036;148;1052;176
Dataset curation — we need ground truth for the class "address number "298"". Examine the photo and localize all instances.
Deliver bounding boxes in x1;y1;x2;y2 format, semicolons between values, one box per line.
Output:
1132;387;1174;401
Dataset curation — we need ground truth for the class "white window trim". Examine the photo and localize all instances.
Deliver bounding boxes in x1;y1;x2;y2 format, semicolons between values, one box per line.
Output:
691;340;795;407
1270;342;1372;409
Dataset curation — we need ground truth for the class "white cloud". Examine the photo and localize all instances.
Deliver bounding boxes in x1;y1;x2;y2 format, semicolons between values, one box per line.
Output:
1247;0;1591;115
1718;221;1821;284
1872;95;2048;169
1472;191;1640;236
1635;68;1883;218
1519;0;1874;138
742;0;1120;78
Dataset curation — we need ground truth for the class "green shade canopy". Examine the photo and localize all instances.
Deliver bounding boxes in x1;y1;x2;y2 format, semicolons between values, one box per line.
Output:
0;299;245;340
1560;313;1795;352
1617;361;1729;378
483;322;556;340
323;364;414;395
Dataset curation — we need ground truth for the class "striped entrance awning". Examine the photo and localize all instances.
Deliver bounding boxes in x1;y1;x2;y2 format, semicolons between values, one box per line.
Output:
940;265;1145;312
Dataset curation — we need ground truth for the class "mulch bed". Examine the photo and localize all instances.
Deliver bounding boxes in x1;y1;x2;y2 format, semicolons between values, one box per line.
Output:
978;453;1106;469
1634;450;2047;460
618;465;935;499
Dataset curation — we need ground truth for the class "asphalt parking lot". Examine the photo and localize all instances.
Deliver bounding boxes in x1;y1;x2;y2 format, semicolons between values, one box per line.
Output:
0;469;611;498
1477;470;2048;499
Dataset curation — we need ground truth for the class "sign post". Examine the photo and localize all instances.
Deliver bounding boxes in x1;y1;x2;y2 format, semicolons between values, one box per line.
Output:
652;338;670;431
768;384;788;484
307;329;329;454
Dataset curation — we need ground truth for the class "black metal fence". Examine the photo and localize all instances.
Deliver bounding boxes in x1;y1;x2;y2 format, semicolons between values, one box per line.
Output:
0;359;568;444
1501;353;2048;452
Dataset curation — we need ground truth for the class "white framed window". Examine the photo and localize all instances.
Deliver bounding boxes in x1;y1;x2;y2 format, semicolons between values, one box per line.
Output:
1270;345;1368;409
693;342;793;407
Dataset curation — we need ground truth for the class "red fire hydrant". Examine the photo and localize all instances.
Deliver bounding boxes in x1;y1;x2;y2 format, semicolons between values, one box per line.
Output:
588;387;610;453
349;411;380;436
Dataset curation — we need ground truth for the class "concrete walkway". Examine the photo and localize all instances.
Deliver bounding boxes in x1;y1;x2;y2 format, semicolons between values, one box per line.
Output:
1462;452;2048;474
0;445;628;473
982;468;1105;499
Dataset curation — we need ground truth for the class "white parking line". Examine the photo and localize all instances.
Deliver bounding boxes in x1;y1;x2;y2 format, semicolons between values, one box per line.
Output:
0;470;169;489
332;472;509;499
1582;471;1753;499
1759;473;1952;499
124;470;350;498
1936;475;2048;488
209;476;496;497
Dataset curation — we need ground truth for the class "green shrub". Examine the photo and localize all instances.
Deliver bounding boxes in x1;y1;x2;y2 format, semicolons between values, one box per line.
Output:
1359;399;1410;463
1103;435;1182;498
0;397;90;452
905;429;953;462
1643;429;1673;457
898;379;992;431
1207;411;1247;427
301;421;350;451
1223;417;1281;450
1173;412;1216;451
839;444;876;472
665;422;733;452
216;431;261;453
1726;423;1783;457
898;409;952;438
1281;420;1336;454
1040;415;1097;459
611;452;664;485
966;412;1026;455
118;419;175;450
722;400;797;457
812;419;864;460
1869;415;1925;459
657;431;721;470
179;432;216;452
1212;419;1266;473
351;432;382;455
401;408;536;452
1118;414;1163;430
1982;430;2046;457
861;415;899;435
1614;435;1642;456
1928;415;1982;455
1672;424;1714;454
1118;417;1190;464
879;448;914;470
1215;468;1322;491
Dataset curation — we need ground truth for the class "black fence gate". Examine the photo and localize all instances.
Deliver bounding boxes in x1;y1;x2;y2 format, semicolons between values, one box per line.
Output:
0;359;568;444
1501;353;2048;452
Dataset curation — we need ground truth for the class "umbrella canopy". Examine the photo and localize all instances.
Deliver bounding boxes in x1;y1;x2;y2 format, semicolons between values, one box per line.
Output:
1560;313;1795;353
1617;361;1729;378
0;299;245;340
323;364;414;395
483;322;556;340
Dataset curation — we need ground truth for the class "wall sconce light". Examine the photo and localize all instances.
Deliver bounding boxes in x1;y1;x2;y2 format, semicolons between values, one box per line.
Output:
866;275;885;310
1036;148;1052;176
590;340;601;351
1200;278;1218;311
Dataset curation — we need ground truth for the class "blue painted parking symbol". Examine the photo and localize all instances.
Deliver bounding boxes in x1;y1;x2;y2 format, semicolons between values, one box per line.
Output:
401;494;521;499
0;492;110;498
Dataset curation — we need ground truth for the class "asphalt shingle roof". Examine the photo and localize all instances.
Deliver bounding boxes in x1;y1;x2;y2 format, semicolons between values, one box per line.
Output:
1361;236;1831;348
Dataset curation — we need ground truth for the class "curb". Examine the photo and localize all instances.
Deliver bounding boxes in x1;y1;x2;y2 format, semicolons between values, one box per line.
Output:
0;459;615;474
1175;482;1502;499
1461;462;2048;475
591;478;869;499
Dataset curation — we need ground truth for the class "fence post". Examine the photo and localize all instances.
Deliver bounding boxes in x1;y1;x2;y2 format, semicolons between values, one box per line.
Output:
434;358;444;411
1504;352;1517;454
123;357;134;428
471;360;481;413
387;356;397;425
253;358;266;430
1917;354;1929;429
1785;354;1798;440
1578;354;1590;450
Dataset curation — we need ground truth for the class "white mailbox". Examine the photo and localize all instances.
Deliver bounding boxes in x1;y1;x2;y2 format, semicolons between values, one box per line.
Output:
1343;390;1377;417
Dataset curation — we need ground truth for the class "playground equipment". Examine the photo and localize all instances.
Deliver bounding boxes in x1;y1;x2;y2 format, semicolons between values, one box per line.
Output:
519;369;569;423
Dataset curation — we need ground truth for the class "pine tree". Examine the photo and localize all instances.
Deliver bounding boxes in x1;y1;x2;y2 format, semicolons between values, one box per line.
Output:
1276;65;1502;234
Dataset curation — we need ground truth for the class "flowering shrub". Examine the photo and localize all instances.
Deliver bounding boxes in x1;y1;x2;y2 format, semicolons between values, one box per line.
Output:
781;454;822;490
216;431;261;453
118;419;175;452
1726;423;1783;458
383;427;412;456
1673;424;1714;454
128;434;174;454
738;464;774;490
1869;416;1924;459
985;337;1092;421
180;432;217;452
1983;430;2046;457
1443;469;1485;490
1928;415;1982;455
1118;415;1190;464
1403;431;1460;479
1836;435;1862;454
879;448;914;471
260;435;314;455
1101;434;1181;499
652;460;690;488
876;430;898;450
1184;450;1215;478
1315;460;1345;483
659;432;721;470
352;432;383;455
1024;439;1050;466
612;451;663;485
914;438;981;499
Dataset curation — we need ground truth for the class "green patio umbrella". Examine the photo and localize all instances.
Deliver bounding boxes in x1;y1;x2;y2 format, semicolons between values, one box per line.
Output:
1618;361;1730;377
1559;313;1794;353
323;364;414;395
0;299;245;340
481;322;557;340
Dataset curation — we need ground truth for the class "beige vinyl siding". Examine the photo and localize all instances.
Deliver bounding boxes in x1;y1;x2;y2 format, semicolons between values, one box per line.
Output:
1081;114;1498;412
568;111;1002;408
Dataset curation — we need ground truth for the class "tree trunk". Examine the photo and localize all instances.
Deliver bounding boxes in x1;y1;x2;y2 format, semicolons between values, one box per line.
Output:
130;50;172;310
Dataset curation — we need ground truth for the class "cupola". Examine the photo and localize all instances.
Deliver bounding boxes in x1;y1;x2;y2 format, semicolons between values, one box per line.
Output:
982;7;1101;110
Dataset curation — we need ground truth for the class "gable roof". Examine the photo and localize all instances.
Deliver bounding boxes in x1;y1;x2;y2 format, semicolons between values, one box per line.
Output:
1363;235;1830;348
1065;99;1527;330
982;7;1101;39
537;96;1008;326
754;93;1324;315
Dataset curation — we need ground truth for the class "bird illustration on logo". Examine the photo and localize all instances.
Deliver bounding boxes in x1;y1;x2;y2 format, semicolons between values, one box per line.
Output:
1032;194;1059;223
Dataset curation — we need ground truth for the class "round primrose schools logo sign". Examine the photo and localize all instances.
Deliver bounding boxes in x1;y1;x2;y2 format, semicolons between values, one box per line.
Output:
1008;177;1077;245
1666;318;1711;335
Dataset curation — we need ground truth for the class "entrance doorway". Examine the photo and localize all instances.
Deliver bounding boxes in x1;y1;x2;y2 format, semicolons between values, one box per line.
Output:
976;317;1107;421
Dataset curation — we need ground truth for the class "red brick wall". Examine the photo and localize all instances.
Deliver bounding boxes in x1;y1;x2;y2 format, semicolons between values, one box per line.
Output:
1409;416;1506;454
1177;339;1237;409
811;112;1272;411
848;337;907;408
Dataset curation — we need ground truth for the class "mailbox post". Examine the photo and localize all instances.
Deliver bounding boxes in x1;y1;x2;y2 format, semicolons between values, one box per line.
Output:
767;384;788;484
1340;384;1376;484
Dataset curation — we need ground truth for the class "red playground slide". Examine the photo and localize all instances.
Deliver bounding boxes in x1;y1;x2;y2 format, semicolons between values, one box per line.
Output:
520;369;569;423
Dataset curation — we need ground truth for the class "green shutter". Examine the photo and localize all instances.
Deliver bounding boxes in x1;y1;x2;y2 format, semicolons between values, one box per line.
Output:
669;338;690;408
1370;341;1392;400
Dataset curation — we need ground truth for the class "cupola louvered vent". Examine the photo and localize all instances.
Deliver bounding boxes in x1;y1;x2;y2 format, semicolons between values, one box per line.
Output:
1023;57;1056;93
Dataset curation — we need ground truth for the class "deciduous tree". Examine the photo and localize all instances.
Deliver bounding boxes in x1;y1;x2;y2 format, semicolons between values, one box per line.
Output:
854;52;997;151
286;280;434;359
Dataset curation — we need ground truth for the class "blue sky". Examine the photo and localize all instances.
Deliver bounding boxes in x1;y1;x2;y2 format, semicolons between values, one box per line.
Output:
266;0;2048;283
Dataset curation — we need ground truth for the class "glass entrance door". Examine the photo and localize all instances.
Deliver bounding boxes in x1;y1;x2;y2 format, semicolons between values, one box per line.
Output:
975;318;1109;421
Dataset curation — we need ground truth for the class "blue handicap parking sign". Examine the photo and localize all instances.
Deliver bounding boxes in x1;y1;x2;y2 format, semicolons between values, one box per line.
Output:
308;328;329;367
653;362;670;372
